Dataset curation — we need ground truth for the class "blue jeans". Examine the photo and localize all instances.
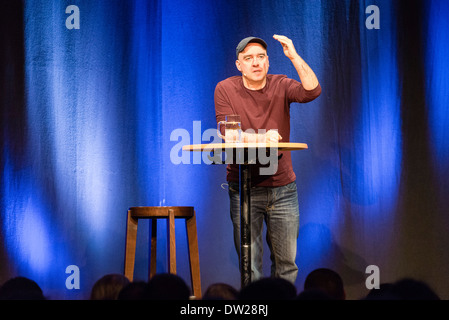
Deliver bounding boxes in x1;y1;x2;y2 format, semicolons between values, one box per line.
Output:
228;181;300;284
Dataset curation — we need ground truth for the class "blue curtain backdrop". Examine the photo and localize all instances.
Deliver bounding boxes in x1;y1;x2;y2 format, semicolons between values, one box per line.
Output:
1;0;449;299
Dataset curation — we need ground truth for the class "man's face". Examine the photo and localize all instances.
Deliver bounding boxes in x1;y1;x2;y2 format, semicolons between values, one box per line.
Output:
236;43;269;86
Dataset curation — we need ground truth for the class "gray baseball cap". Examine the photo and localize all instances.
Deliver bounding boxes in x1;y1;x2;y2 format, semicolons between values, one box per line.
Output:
236;37;267;59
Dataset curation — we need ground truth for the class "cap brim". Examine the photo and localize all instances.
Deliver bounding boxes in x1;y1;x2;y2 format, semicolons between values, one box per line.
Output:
236;37;267;59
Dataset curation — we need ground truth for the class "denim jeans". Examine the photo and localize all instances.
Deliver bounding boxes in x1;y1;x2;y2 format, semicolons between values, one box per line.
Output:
228;181;300;284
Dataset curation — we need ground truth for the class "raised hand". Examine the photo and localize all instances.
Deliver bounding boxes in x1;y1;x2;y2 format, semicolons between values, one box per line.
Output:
273;34;299;60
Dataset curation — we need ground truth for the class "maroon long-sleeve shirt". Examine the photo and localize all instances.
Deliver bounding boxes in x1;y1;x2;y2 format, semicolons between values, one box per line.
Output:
214;74;321;187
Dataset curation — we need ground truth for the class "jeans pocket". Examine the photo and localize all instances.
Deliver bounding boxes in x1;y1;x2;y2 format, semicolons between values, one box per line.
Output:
284;181;297;192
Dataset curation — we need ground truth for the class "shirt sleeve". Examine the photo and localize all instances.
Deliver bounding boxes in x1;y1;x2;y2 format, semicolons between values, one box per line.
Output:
285;78;322;103
214;82;233;124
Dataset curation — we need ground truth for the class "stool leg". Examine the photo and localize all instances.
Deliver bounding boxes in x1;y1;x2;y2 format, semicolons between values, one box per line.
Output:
149;219;157;280
167;209;177;274
124;210;138;282
186;211;202;298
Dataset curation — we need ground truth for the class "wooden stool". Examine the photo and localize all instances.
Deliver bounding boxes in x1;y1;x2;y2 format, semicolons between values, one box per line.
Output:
124;206;201;298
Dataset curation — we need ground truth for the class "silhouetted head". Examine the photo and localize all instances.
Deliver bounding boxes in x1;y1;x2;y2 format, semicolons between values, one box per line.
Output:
0;276;45;300
117;281;150;300
147;273;190;300
391;278;440;300
90;274;130;300
202;283;238;300
238;277;297;300
304;268;345;300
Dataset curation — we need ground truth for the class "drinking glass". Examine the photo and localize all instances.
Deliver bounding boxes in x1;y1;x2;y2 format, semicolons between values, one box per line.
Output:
217;115;242;143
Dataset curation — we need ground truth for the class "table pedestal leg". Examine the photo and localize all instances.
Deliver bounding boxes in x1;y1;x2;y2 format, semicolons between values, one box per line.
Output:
240;163;251;288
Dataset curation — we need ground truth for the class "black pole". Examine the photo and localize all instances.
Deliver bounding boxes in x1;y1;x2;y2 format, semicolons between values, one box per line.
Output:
240;163;251;288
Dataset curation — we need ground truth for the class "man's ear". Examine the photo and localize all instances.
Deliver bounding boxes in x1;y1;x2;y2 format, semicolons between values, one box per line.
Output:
235;59;242;72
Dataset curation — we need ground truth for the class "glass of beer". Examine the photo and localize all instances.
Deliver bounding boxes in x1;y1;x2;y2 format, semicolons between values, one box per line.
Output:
217;115;242;143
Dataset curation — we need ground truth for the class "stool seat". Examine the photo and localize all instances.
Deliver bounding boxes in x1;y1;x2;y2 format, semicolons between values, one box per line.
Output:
129;206;195;218
124;206;201;298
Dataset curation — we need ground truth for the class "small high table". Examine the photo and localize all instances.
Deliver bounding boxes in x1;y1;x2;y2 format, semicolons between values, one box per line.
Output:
182;142;308;288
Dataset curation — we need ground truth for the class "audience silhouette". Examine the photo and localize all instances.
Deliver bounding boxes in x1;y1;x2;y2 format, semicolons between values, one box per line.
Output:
296;288;333;300
364;278;440;300
364;283;398;300
0;271;441;300
117;281;150;300
301;268;346;300
146;273;191;300
0;276;45;300
238;277;297;300
202;282;238;300
90;273;130;300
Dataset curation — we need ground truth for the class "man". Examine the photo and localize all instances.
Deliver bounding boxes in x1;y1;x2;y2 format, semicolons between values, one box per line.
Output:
214;35;321;283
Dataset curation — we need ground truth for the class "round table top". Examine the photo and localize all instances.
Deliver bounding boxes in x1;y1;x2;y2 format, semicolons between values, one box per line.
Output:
182;142;308;152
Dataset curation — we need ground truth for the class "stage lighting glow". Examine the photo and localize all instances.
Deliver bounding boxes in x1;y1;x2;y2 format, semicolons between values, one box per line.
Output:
426;0;449;167
2;151;52;274
357;0;401;214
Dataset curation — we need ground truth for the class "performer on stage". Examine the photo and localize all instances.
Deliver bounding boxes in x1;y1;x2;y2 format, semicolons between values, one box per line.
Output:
214;35;321;283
